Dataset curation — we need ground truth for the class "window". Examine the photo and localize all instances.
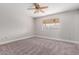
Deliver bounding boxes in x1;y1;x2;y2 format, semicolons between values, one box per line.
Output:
42;18;60;30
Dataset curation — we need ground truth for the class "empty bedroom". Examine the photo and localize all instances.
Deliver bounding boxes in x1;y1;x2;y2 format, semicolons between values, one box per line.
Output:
0;3;79;55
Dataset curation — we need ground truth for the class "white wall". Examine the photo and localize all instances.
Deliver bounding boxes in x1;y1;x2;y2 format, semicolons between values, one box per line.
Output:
0;4;34;43
0;3;79;44
74;10;79;41
35;10;79;41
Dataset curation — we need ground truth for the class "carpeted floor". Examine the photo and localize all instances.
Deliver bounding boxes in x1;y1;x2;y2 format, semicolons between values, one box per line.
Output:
0;37;79;55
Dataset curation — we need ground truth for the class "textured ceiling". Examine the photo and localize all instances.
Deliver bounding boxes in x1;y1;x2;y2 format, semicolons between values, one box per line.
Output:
0;3;79;18
25;3;79;18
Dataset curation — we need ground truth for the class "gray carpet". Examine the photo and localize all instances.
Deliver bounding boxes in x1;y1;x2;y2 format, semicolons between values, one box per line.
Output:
0;37;79;55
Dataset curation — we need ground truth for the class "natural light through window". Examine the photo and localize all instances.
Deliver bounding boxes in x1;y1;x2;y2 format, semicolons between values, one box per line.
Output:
42;18;60;30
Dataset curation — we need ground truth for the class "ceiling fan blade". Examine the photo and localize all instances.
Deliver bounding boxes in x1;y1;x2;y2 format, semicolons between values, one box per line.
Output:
33;3;39;7
34;10;38;13
39;9;44;13
40;6;48;9
27;8;36;10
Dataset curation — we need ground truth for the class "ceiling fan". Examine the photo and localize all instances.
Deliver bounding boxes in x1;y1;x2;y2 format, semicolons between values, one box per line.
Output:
27;3;48;13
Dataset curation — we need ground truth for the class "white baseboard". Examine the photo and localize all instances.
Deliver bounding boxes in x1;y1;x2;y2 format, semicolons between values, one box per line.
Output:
35;35;79;44
0;33;34;45
1;34;79;45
